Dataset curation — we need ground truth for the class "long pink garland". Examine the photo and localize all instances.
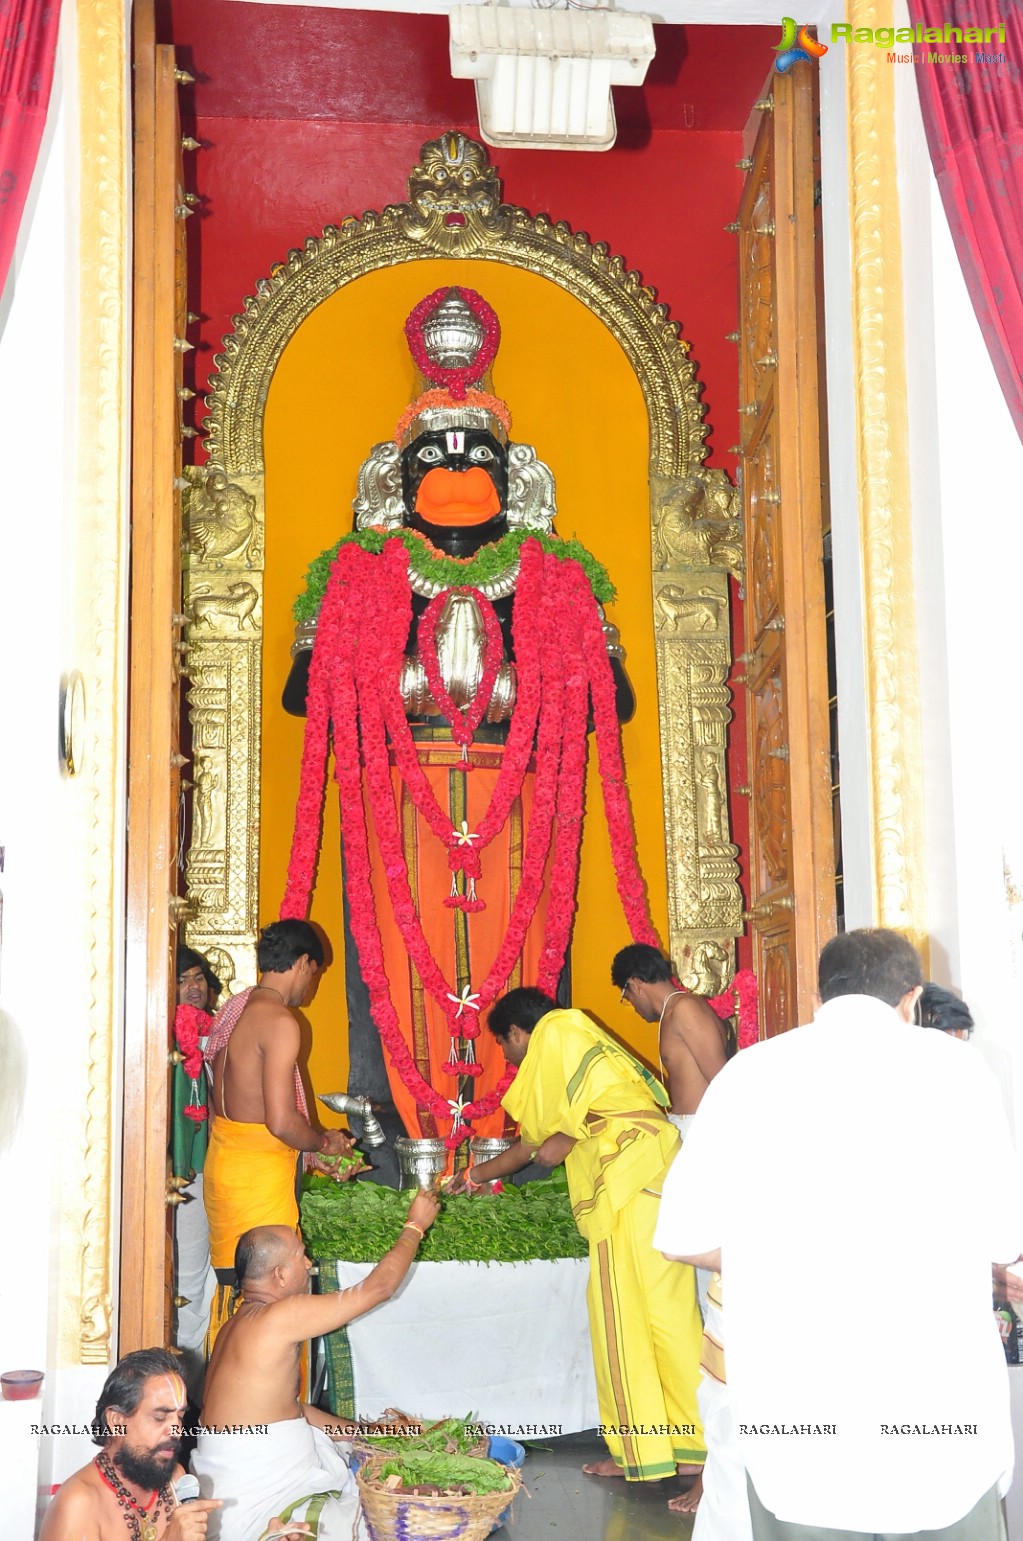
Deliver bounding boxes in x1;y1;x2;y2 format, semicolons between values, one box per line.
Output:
280;534;756;1144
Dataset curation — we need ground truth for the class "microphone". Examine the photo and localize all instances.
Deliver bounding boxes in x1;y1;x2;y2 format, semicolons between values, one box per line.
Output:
173;1474;201;1504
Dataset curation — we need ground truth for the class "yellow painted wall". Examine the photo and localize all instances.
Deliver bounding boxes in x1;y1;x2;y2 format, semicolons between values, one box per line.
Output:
261;261;669;1123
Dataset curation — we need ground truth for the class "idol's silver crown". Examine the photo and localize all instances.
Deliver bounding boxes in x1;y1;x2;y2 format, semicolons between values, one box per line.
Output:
399;406;508;451
422;292;485;370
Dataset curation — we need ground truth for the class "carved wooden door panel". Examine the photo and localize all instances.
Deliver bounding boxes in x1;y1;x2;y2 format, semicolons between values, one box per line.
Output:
123;5;191;1350
739;67;835;1035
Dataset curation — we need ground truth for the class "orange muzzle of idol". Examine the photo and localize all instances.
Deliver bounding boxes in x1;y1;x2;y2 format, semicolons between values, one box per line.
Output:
415;465;501;526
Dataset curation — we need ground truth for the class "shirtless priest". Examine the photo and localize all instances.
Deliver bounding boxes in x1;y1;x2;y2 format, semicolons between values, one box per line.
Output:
191;1189;439;1541
611;944;730;1137
202;919;362;1346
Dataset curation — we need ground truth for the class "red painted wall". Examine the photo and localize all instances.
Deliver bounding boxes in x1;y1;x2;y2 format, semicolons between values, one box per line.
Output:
163;4;755;951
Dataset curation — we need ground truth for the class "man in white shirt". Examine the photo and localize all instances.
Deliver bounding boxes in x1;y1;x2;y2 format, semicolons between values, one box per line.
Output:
654;927;1021;1539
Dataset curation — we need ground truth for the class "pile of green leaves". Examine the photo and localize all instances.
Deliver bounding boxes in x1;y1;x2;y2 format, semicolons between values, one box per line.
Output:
300;1174;586;1263
360;1417;480;1457
372;1452;513;1496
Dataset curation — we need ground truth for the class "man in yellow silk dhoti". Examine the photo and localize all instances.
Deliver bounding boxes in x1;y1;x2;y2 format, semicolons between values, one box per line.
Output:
452;986;706;1492
202;919;359;1351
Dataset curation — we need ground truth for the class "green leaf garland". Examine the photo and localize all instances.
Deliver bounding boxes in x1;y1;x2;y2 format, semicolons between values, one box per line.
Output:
292;528;615;623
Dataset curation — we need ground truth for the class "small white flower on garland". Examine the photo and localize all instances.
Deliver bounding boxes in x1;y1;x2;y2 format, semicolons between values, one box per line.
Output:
447;1096;471;1139
452;820;479;847
447;984;481;1017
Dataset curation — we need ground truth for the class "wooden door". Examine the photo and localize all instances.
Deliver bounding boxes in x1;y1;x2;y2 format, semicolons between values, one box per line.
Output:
122;3;191;1350
738;66;836;1035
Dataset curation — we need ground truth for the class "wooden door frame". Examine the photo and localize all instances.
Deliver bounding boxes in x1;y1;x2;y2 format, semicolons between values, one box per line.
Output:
121;3;187;1351
739;66;836;1032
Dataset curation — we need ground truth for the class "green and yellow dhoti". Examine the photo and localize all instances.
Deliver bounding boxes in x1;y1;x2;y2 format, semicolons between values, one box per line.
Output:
503;1008;705;1480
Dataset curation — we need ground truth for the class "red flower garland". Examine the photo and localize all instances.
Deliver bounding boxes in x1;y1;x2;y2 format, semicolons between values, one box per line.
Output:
280;534;753;1147
731;967;761;1047
579;578;661;949
354;552;568;1050
404;288;500;402
381;541;544;912
174;1004;212;1123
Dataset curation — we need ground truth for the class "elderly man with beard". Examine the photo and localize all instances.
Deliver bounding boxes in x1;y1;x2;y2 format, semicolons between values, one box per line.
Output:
38;1349;221;1540
39;1348;312;1540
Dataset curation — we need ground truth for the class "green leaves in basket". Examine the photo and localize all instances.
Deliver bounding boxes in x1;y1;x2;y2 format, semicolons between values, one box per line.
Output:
361;1417;480;1456
299;1175;586;1263
374;1453;513;1495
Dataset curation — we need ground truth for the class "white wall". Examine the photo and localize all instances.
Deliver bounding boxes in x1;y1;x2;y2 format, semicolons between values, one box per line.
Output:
817;12;875;926
891;42;1023;1537
0;6;128;1529
891;42;1023;1123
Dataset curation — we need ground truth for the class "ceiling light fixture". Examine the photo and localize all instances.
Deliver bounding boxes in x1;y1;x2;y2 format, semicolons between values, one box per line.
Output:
449;4;656;152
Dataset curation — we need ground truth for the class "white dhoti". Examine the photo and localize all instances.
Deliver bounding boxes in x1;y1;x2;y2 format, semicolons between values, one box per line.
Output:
174;1172;217;1351
693;1276;752;1541
192;1417;366;1541
666;1111;711;1318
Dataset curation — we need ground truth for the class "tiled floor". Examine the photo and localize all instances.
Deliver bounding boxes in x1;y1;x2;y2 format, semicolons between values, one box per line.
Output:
498;1432;697;1541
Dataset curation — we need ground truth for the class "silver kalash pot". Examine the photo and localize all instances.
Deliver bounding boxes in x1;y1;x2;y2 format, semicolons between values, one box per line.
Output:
394;1137;449;1190
468;1137;514;1165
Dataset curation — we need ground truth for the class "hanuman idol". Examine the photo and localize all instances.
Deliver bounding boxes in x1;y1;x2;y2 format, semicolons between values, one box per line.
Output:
281;286;654;1157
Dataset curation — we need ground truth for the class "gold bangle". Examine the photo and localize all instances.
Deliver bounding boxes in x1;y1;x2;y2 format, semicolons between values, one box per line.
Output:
402;1221;425;1239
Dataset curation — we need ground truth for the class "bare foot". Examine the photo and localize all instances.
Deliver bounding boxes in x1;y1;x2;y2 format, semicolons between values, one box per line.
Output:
581;1456;624;1477
668;1473;703;1513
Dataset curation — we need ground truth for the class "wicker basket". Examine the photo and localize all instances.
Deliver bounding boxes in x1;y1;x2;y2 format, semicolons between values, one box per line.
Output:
356;1453;522;1541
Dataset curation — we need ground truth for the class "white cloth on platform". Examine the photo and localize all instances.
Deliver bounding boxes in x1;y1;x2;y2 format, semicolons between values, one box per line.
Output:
654;993;1022;1533
192;1416;365;1541
336;1257;598;1431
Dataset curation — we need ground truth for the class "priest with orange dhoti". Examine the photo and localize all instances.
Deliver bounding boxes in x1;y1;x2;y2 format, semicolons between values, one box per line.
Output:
201;919;361;1348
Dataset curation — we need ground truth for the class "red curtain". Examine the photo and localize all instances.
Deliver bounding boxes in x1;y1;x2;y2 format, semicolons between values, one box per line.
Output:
908;2;1023;441
0;0;62;298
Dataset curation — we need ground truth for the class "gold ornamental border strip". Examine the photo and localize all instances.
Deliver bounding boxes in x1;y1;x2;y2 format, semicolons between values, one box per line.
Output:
72;0;130;1364
846;11;927;959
